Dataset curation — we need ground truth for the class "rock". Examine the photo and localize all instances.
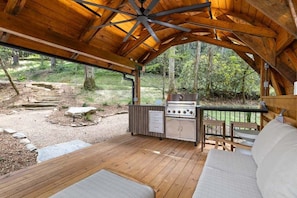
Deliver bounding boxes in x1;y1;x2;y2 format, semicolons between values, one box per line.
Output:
65;107;97;117
37;140;91;163
4;128;17;134
20;138;31;144
26;144;37;152
12;132;27;139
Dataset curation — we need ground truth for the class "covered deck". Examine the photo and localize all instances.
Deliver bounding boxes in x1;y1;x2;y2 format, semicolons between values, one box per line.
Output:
0;134;208;198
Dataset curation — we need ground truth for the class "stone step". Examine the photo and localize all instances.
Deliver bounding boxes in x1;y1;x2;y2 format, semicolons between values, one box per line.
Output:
21;102;58;107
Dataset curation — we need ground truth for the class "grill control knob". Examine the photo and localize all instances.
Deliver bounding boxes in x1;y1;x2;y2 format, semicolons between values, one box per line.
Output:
173;110;176;113
167;110;171;113
190;111;193;114
178;110;181;114
183;110;186;114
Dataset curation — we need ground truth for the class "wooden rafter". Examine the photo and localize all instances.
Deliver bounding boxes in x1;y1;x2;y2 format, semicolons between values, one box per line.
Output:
276;29;295;55
170;14;277;38
0;12;140;70
245;0;297;38
78;0;128;43
4;0;27;15
187;33;253;53
234;32;276;66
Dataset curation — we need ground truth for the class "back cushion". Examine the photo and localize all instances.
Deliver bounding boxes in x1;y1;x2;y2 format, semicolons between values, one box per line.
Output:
251;119;294;165
256;131;297;197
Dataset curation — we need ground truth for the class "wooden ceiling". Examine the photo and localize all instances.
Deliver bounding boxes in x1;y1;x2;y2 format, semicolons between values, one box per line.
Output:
0;0;296;94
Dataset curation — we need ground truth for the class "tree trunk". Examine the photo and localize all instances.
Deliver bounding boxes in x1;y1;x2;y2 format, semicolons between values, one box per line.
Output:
84;65;96;90
50;57;56;70
40;55;44;67
12;49;19;66
241;65;249;104
168;46;176;94
162;53;166;100
193;41;201;93
206;45;214;98
0;58;19;95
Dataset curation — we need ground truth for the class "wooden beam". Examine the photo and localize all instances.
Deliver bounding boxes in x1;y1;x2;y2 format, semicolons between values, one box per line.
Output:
171;14;277;38
79;0;127;43
270;71;284;95
0;12;140;70
245;0;297;38
4;0;27;15
275;57;296;83
234;32;276;66
276;29;295;55
188;33;253;53
260;59;269;96
3;35;134;74
287;0;297;29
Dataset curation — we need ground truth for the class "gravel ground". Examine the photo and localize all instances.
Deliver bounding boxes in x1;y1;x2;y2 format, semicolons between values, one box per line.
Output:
0;110;129;148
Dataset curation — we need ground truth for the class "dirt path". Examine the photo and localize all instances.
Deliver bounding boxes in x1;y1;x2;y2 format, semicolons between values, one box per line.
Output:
0;110;129;148
0;81;130;175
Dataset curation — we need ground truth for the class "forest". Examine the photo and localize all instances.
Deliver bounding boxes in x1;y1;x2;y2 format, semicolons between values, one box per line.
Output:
0;42;260;104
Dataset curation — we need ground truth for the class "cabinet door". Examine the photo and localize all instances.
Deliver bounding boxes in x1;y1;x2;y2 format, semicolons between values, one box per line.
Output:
180;119;196;141
165;118;180;139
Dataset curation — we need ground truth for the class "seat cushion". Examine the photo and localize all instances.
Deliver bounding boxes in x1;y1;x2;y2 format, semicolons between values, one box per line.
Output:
251;119;295;166
205;149;257;178
192;166;261;198
50;169;155;198
257;130;297;198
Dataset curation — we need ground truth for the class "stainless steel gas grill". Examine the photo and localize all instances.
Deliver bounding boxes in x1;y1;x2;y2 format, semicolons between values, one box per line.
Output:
166;101;196;119
165;94;198;146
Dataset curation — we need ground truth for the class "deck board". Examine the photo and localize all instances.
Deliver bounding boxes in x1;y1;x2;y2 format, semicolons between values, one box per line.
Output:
0;134;208;198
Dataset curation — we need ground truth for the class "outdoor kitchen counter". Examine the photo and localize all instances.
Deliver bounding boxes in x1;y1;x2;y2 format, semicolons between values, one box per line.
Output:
129;105;166;138
128;105;203;143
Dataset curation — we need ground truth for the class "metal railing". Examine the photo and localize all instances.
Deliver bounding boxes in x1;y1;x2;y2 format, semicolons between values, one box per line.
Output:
200;106;267;138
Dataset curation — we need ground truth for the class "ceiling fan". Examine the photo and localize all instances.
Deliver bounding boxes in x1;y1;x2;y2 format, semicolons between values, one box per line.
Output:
75;0;211;42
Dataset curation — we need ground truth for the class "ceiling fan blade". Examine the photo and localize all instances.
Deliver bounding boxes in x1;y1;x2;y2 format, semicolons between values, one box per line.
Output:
94;18;136;29
141;20;160;43
123;20;141;42
150;2;211;18
74;0;136;17
128;0;142;15
143;0;159;15
148;19;191;32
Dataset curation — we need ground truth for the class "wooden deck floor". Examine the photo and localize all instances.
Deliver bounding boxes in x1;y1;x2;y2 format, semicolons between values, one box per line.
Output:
0;134;209;198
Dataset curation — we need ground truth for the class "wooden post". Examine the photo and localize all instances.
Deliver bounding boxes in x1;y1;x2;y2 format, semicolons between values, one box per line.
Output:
135;67;141;105
260;59;269;97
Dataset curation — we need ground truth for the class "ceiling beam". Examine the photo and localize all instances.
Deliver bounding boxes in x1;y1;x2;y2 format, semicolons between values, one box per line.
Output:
78;0;127;43
187;33;254;53
276;29;295;55
245;0;297;38
234;32;276;66
1;36;133;74
4;0;27;15
170;14;277;38
0;12;141;70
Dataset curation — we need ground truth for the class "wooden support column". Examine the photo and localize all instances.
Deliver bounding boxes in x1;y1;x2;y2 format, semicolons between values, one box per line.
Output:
260;59;269;97
135;67;141;105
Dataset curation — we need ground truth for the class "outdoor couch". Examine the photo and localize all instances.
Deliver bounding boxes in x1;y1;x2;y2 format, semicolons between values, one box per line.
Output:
192;119;297;198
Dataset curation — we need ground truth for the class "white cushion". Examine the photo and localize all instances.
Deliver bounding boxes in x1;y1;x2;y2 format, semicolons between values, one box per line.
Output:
192;166;261;198
205;149;257;178
256;131;297;198
51;169;155;198
252;119;295;165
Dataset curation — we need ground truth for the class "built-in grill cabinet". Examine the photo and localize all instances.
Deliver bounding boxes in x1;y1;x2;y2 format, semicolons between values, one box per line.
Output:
165;94;198;146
